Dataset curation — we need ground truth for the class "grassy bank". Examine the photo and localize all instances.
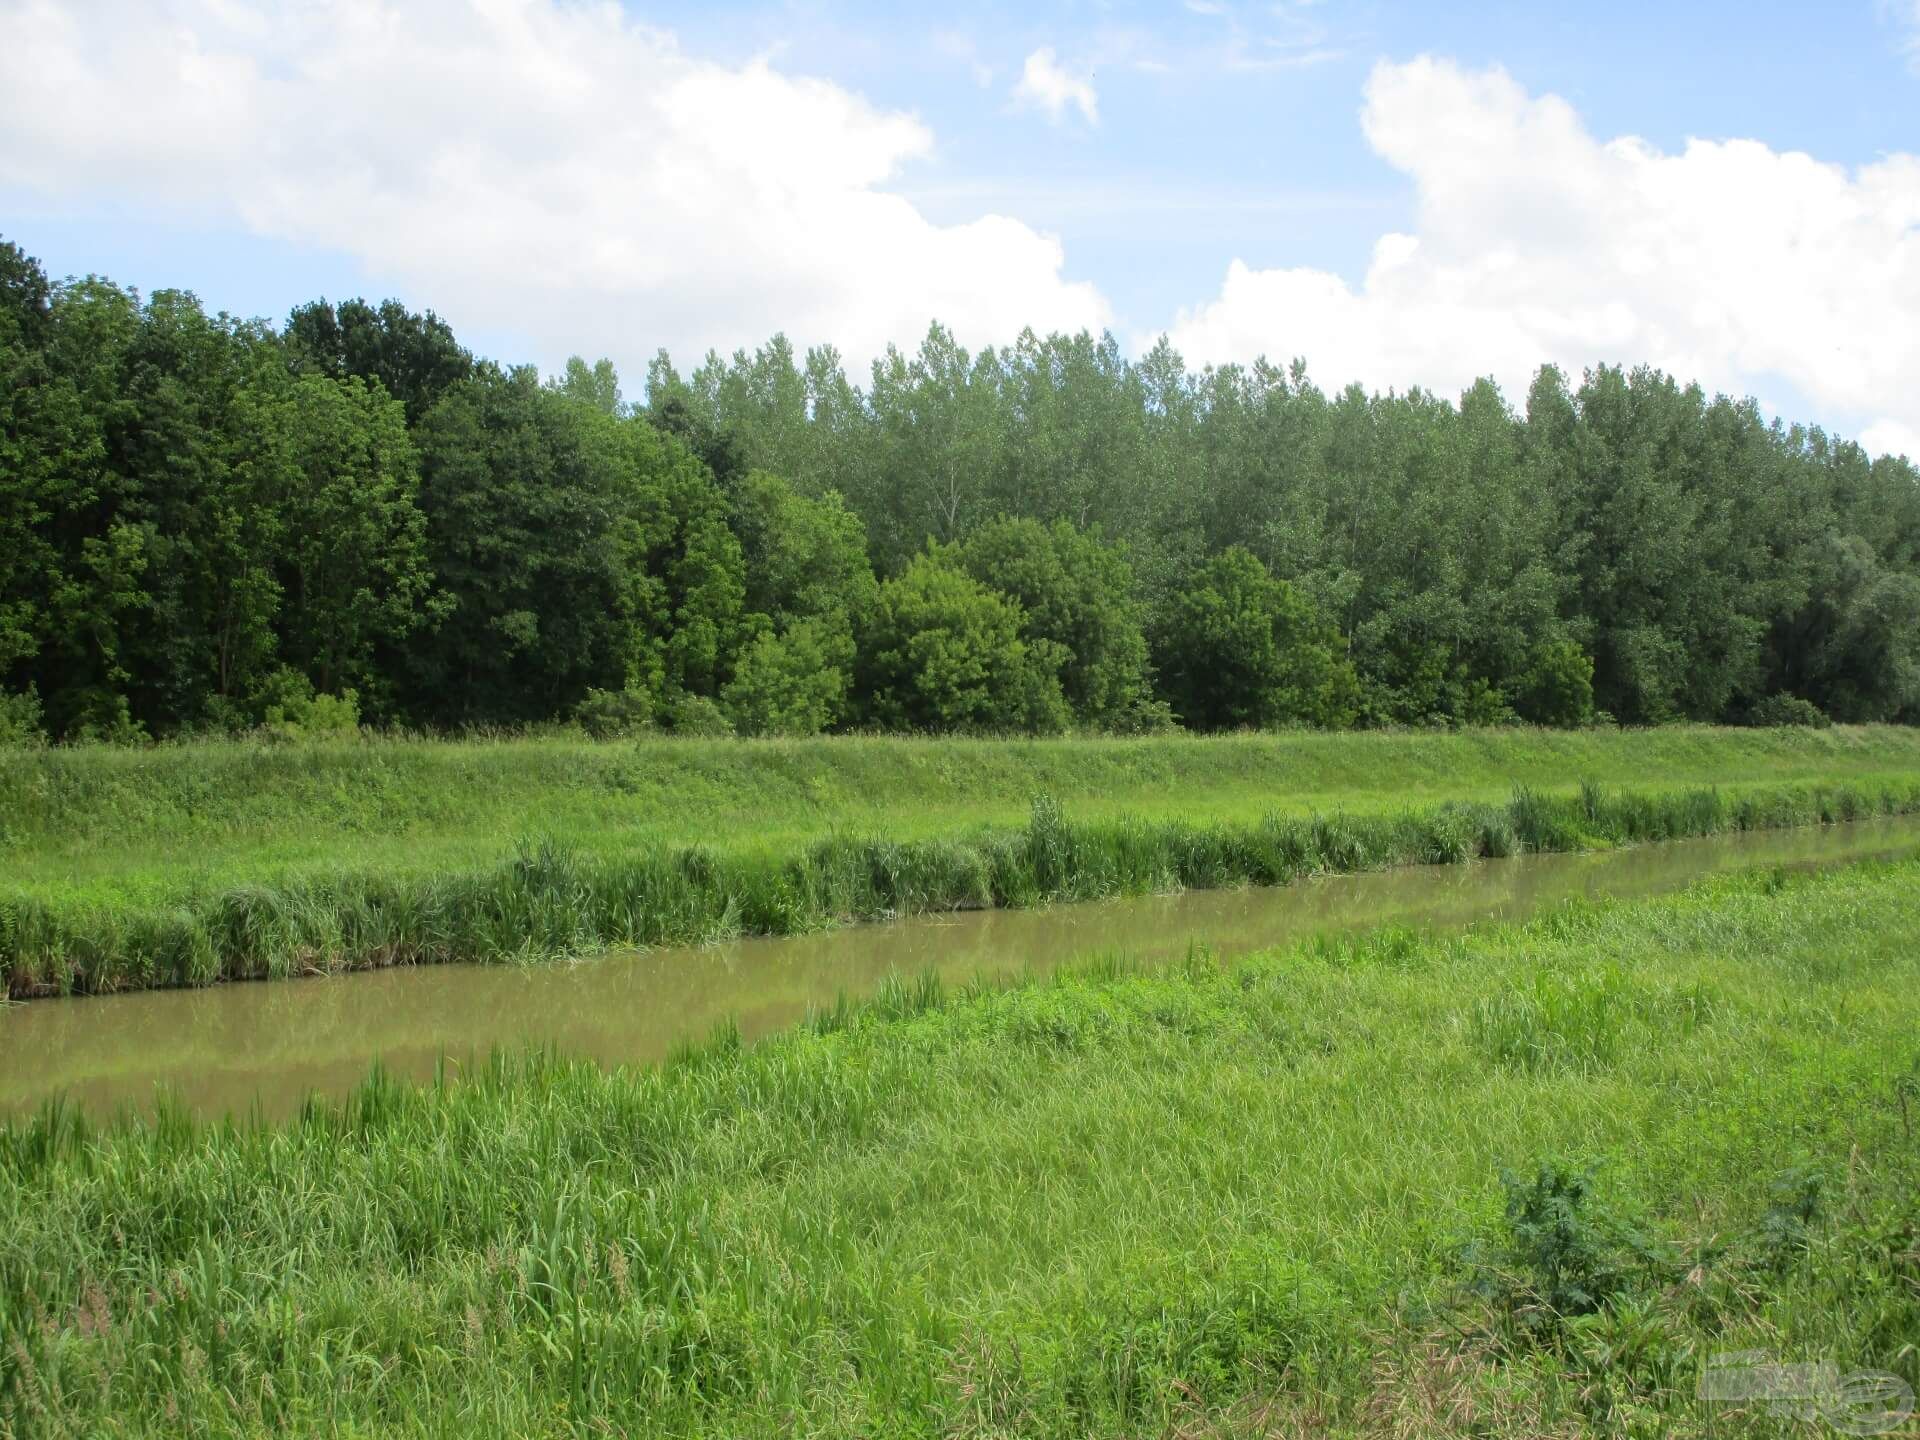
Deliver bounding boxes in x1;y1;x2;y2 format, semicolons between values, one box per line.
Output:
9;725;1920;903
4;856;1918;1436
8;769;1920;997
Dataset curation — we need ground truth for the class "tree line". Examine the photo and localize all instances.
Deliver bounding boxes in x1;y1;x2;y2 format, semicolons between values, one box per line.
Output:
3;235;1917;742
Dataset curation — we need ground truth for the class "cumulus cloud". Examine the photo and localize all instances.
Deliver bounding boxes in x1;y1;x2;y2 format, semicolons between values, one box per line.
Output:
1013;48;1099;125
1164;58;1920;457
0;0;1108;375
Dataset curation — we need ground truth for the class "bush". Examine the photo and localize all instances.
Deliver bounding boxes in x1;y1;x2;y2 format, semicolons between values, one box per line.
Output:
573;686;655;739
1102;694;1180;735
65;692;148;746
951;517;1154;727
1154;547;1360;731
1480;1160;1646;1336
1747;693;1831;729
1459;677;1518;728
1515;638;1596;728
722;618;850;737
859;554;1070;733
664;693;735;737
256;668;361;740
0;686;45;746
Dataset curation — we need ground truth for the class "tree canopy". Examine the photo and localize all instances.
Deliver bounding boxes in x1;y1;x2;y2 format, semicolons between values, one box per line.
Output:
5;234;1918;741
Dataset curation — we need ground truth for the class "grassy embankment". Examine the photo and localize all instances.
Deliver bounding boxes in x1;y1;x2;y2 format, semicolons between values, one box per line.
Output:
7;726;1920;995
3;854;1917;1436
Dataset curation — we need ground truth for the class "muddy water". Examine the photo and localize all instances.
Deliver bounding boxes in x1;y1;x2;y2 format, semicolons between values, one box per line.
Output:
5;818;1918;1121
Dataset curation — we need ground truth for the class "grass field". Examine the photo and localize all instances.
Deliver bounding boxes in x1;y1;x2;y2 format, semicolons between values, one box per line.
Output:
9;726;1920;996
4;853;1917;1436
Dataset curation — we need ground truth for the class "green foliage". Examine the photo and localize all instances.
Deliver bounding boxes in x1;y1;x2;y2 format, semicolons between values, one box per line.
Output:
722;617;849;736
663;693;735;737
572;686;655;739
1749;692;1832;728
1156;547;1360;730
0;685;44;745
952;516;1154;726
1757;1166;1826;1269
408;368;747;723
231;368;434;704
1515;637;1596;728
1487;1161;1645;1329
548;354;623;415
283;295;472;422
4;852;1920;1433
860;554;1070;733
255;667;361;739
730;468;876;628
9;236;1920;740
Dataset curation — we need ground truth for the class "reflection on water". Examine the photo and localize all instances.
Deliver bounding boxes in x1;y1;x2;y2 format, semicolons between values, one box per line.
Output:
5;818;1918;1120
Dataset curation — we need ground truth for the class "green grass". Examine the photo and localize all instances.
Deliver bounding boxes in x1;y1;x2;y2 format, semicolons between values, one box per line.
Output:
8;725;1920;904
8;769;1920;996
4;855;1918;1436
8;725;1920;998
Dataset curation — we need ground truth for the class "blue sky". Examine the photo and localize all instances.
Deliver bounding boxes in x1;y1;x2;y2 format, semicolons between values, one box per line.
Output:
3;1;1919;450
657;0;1920;332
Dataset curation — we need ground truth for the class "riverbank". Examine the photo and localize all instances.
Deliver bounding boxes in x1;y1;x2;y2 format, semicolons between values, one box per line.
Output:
12;814;1918;1119
5;854;1917;1435
8;726;1920;995
10;728;1920;898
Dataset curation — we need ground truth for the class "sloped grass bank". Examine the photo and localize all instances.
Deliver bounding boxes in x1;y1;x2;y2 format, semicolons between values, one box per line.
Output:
10;725;1920;904
7;773;1920;996
3;857;1917;1435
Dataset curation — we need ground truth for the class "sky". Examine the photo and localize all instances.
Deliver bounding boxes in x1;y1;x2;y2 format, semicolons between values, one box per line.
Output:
2;0;1919;455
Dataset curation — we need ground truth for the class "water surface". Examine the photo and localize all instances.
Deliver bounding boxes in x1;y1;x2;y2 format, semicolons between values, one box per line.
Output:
5;818;1917;1120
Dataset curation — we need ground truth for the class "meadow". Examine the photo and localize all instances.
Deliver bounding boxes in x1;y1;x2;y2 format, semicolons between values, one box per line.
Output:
3;853;1918;1436
9;727;1920;995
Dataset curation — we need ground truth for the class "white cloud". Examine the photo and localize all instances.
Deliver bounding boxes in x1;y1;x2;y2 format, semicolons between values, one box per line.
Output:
1862;420;1920;461
1163;58;1920;456
934;29;996;89
1895;0;1920;68
0;0;1108;376
1013;48;1099;125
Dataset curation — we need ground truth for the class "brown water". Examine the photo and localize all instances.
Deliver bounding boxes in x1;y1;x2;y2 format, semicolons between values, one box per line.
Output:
5;818;1918;1121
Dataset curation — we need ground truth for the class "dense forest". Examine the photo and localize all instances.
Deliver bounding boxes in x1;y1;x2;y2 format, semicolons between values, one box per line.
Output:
2;235;1918;742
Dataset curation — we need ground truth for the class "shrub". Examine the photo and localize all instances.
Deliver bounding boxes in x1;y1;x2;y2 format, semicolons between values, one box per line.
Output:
1747;693;1831;729
1478;1161;1648;1337
722;618;850;737
0;686;45;746
1515;638;1596;728
1154;547;1360;731
1459;677;1518;727
256;668;361;739
951;517;1154;727
858;554;1070;733
1756;1166;1825;1269
65;692;148;746
1102;694;1180;735
573;686;655;739
664;693;735;737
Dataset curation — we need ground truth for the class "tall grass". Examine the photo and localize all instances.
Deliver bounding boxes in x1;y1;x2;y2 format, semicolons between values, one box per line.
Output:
2;856;1917;1435
8;775;1920;997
